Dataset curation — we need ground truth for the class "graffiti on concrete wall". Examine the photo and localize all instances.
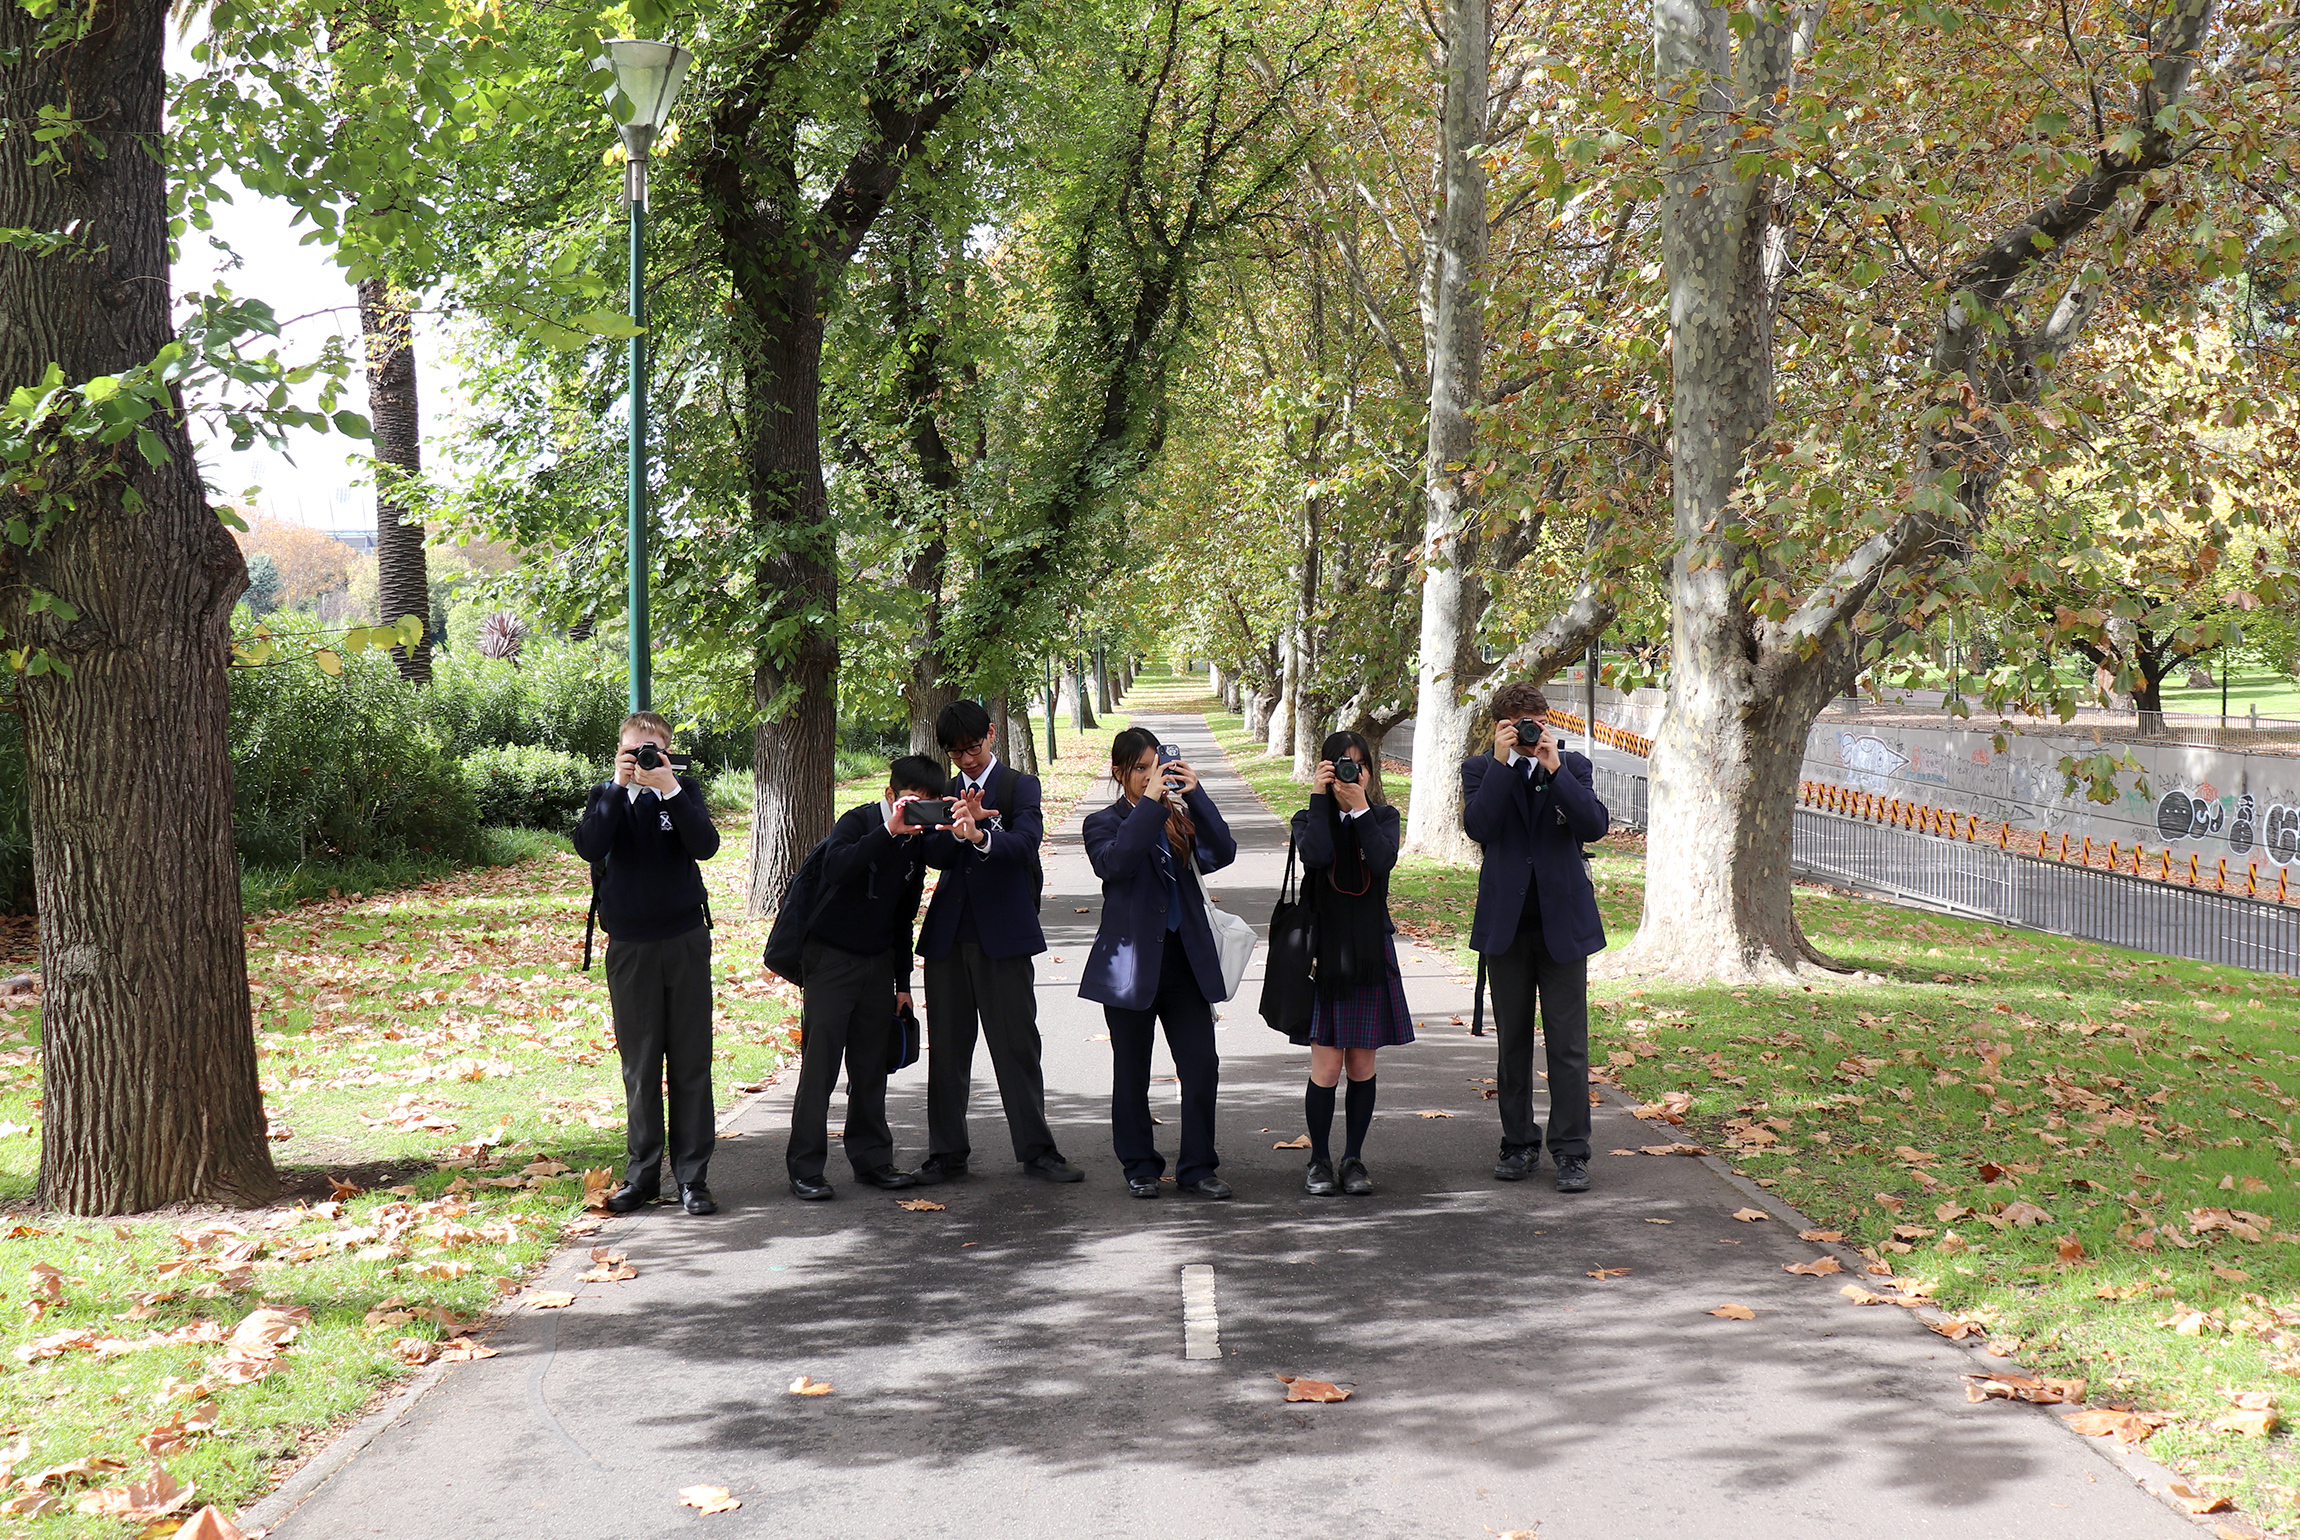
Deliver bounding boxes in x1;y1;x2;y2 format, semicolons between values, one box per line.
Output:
1837;733;1909;795
2157;787;2300;865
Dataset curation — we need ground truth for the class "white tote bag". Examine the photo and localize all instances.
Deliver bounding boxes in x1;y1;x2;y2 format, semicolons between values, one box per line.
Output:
1195;868;1256;1002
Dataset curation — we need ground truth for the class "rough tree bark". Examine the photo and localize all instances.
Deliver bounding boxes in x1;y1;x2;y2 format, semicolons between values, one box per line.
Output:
1266;626;1296;755
1402;0;1488;864
358;278;429;681
697;8;1004;914
1067;654;1097;731
0;0;275;1211
1609;0;2220;981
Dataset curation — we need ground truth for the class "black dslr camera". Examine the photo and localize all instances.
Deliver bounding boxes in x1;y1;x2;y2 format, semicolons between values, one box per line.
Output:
631;745;694;773
1516;718;1548;750
1332;757;1361;785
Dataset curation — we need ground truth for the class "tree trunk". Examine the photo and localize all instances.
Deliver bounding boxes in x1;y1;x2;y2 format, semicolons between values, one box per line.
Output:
1243;688;1269;738
1094;642;1113;715
1;0;275;1212
1068;653;1097;731
743;276;839;916
1291;494;1321;777
903;535;958;770
1267;629;1295;755
1402;0;1489;865
358;277;430;683
1603;0;1815;980
1003;701;1039;775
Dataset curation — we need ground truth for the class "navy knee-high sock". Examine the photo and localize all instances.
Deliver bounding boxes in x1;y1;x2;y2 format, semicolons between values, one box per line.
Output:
1305;1080;1336;1163
1343;1076;1377;1160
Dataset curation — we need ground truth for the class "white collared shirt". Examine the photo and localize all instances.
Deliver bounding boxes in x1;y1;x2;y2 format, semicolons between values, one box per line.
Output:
953;755;1000;856
625;779;680;804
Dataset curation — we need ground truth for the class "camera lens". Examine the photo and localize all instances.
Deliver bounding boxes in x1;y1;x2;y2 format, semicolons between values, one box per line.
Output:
635;745;662;770
1334;758;1360;784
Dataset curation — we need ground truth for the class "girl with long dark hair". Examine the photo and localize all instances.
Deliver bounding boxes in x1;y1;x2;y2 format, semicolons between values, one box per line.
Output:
1079;728;1240;1198
1289;729;1410;1196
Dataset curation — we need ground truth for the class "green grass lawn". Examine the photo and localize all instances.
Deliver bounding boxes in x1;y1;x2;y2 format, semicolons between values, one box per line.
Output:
0;816;800;1535
1387;844;2300;1534
2161;667;2300;722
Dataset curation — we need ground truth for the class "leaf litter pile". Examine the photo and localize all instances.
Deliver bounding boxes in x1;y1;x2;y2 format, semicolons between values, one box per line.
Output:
0;825;801;1535
1385;849;2300;1534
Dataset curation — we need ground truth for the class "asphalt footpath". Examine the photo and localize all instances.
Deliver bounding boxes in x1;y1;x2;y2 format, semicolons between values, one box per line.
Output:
265;712;2193;1540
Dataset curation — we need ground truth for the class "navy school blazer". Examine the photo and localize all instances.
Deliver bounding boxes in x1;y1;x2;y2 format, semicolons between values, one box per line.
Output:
917;763;1047;961
1460;748;1610;960
1078;786;1238;1012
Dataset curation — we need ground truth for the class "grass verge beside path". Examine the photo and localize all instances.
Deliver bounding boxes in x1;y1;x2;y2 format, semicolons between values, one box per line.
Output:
1176;688;2300;1533
0;813;798;1535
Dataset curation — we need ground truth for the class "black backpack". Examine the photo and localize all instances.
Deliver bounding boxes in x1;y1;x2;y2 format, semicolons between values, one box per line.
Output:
761;832;840;986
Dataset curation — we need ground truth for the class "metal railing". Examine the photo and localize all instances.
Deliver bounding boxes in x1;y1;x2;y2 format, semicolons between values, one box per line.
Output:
1588;765;2300;975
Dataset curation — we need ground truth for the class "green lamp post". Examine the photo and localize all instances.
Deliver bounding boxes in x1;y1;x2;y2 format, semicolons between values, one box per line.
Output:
601;38;694;712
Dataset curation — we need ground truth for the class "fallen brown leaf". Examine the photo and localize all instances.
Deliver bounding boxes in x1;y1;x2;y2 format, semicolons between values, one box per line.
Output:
2066;1408;2164;1443
1586;1266;1632;1280
1418;1110;1454;1119
678;1485;741;1515
1929;1317;1980;1340
1708;1304;1756;1320
173;1506;250;1540
580;1168;615;1210
1838;1284;1887;1306
2163;1481;2233;1515
2211;1408;2279;1438
1965;1372;2085;1405
789;1376;833;1396
1999;1200;2053;1227
1272;1135;1311;1149
1276;1374;1352;1403
1730;1208;1769;1223
1783;1257;1843;1277
1799;1229;1844;1243
1638;1143;1709;1157
72;1463;194;1522
529;1291;576;1310
2055;1234;2086;1263
896;1198;947;1211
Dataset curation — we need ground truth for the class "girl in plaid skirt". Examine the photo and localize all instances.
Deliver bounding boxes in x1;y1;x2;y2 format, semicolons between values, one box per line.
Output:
1288;730;1411;1196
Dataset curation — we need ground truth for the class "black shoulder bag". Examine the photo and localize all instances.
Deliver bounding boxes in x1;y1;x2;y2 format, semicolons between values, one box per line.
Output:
1258;828;1317;1042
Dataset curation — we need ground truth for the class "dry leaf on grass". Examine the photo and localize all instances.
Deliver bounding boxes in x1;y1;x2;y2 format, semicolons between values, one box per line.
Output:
580;1168;616;1210
1586;1266;1632;1280
789;1376;833;1396
529;1291;576;1310
678;1486;741;1515
226;1305;308;1355
1999;1200;2054;1227
173;1506;250;1540
1783;1257;1842;1277
0;1493;60;1518
2065;1408;2166;1443
2211;1408;2280;1438
896;1198;947;1212
1276;1374;1352;1403
1730;1208;1769;1223
2055;1234;2086;1263
1839;1284;1887;1306
1708;1304;1756;1320
1964;1372;2085;1405
1929;1318;1980;1340
1272;1135;1311;1149
2163;1481;2233;1515
72;1464;194;1522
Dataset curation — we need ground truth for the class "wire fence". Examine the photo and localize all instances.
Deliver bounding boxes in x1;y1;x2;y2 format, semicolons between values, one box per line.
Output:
1588;764;2300;976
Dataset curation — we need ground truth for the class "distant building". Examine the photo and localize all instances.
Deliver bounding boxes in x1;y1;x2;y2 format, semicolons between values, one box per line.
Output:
328;530;377;554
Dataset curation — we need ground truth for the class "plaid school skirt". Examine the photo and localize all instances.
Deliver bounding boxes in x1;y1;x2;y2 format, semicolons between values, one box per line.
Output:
1309;939;1416;1050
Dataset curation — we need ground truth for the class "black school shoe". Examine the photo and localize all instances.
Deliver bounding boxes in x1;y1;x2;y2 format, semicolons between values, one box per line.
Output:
1304;1159;1339;1197
1554;1156;1592;1194
911;1156;968;1185
1338;1158;1374;1196
604;1182;658;1214
789;1175;834;1201
854;1165;918;1190
1178;1176;1233;1199
1023;1154;1085;1183
1127;1176;1162;1198
681;1183;718;1215
1493;1149;1537;1182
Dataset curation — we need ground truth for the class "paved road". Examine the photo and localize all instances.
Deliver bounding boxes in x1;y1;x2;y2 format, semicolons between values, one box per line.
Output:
268;713;2190;1540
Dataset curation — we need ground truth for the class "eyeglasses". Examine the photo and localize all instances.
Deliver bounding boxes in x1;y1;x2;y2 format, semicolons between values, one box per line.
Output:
947;737;989;757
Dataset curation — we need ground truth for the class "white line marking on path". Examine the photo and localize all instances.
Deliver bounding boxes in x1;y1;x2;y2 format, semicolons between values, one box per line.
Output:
1181;1263;1221;1361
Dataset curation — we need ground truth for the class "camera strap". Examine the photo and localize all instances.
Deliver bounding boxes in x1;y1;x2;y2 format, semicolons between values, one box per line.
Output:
581;861;604;971
1470;953;1487;1037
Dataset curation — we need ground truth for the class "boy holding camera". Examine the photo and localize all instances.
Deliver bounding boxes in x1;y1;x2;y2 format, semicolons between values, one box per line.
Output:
577;712;722;1216
1461;683;1610;1193
786;755;949;1200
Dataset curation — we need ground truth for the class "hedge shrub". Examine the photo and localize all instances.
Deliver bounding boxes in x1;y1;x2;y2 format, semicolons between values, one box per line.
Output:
460;744;597;831
231;642;482;866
